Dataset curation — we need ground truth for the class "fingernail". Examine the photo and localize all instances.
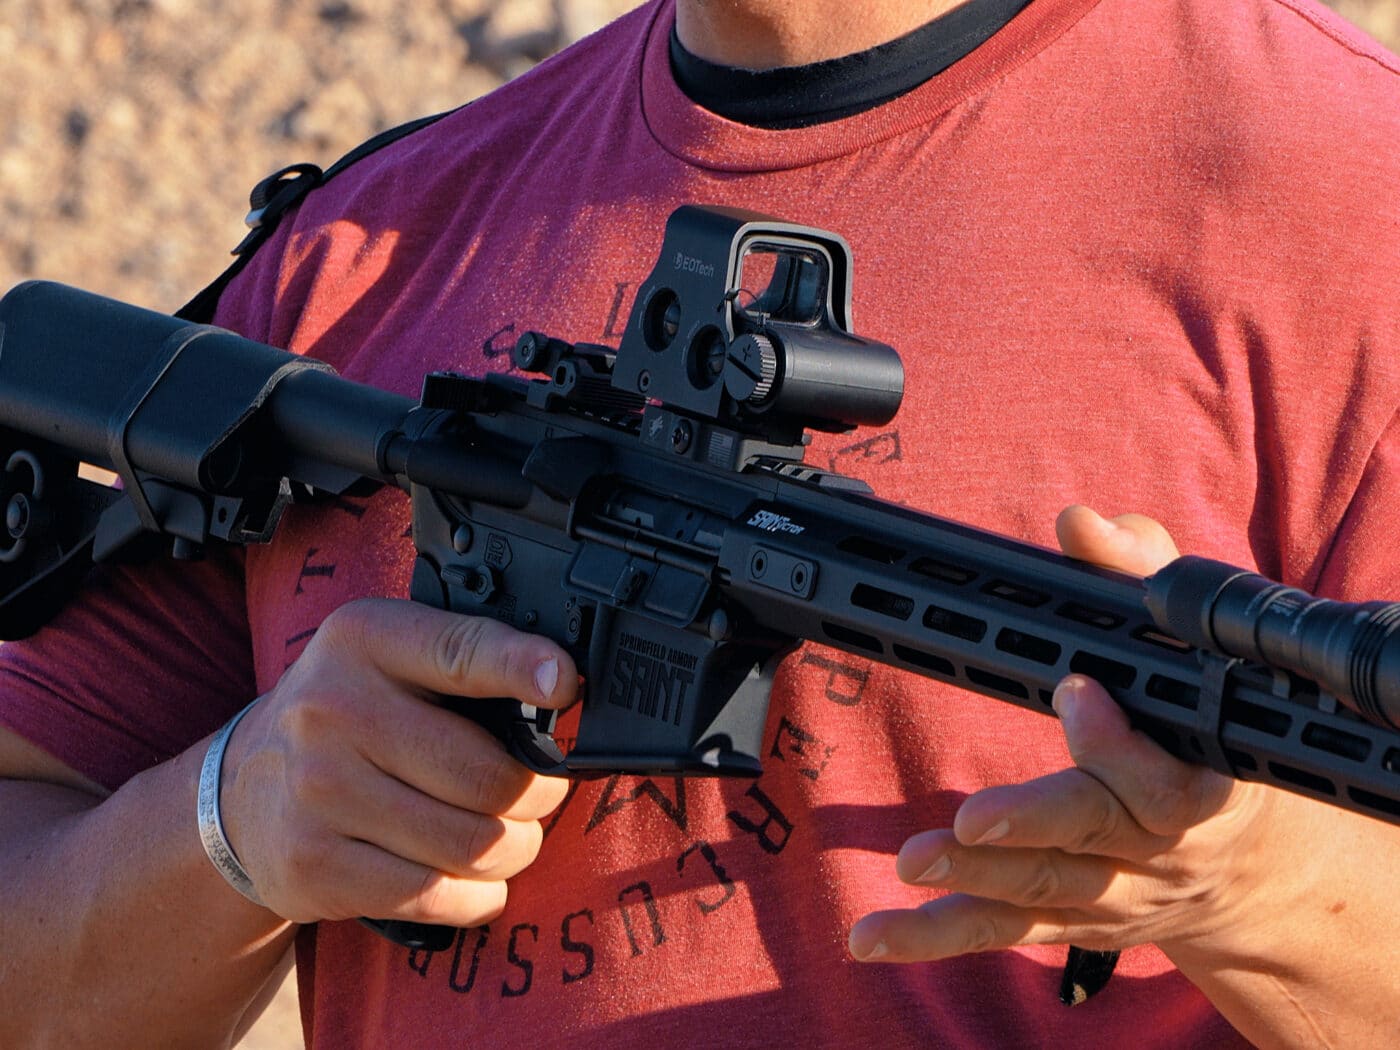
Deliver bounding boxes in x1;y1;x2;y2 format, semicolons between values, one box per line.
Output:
1053;676;1087;730
859;940;889;960
917;855;952;884
974;819;1010;845
534;657;558;700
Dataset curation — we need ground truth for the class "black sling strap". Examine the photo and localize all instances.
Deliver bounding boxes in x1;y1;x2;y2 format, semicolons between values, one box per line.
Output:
175;108;460;325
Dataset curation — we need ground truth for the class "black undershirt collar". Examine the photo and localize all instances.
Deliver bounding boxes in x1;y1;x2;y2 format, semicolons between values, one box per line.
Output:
669;0;1034;130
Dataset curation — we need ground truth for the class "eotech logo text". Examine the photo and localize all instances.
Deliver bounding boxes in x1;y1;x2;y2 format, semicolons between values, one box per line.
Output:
673;251;716;278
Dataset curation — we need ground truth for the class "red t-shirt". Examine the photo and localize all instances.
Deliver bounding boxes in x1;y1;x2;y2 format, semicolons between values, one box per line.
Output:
5;0;1400;1045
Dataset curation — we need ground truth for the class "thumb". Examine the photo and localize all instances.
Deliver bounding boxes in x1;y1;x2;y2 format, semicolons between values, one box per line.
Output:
324;599;578;709
1053;674;1231;834
1055;504;1180;576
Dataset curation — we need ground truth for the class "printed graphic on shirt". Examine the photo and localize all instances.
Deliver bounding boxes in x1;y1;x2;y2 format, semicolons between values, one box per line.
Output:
399;710;819;1006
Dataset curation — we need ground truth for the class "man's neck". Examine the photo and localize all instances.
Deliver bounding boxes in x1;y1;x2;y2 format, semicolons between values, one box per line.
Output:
673;0;972;70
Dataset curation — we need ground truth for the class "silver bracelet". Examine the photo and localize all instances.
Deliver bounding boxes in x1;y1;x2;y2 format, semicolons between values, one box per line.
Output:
196;697;266;906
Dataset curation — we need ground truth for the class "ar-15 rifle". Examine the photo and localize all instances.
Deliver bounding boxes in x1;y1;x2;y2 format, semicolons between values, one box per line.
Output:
2;206;1400;954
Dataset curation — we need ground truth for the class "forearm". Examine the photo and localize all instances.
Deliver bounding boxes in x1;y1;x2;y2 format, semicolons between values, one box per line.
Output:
1164;802;1400;1049
0;739;295;1049
0;599;580;1047
1173;965;1366;1050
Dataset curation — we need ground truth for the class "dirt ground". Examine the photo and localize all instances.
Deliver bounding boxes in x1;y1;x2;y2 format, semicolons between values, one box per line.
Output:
2;1;1396;1047
0;0;642;310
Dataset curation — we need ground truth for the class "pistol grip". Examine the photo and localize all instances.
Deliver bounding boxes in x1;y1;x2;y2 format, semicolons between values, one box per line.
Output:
358;917;456;952
355;701;568;952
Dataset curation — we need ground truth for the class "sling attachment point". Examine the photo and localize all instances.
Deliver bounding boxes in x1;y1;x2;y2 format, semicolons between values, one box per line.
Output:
233;163;325;256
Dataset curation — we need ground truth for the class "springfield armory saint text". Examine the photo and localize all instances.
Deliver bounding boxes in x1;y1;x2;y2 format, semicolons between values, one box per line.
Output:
2;207;1400;951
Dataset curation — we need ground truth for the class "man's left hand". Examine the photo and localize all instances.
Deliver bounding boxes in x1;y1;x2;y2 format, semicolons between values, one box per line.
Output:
848;505;1288;964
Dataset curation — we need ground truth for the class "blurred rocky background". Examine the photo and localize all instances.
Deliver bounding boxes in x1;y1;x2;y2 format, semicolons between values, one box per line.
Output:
1;0;641;310
1;1;1396;1046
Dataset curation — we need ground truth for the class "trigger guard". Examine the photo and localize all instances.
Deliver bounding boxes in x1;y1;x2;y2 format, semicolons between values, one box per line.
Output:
499;701;568;776
444;696;569;776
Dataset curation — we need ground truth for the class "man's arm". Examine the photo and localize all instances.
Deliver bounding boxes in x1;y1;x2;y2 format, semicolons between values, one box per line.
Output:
0;601;577;1049
0;728;296;1049
850;506;1400;1049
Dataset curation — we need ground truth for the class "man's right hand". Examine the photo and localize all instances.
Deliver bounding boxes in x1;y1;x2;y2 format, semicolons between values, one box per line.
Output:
220;598;578;929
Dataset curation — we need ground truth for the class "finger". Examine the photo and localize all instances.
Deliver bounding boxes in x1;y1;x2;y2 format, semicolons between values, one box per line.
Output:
281;837;511;928
358;692;570;821
894;828;1131;912
303;750;549;880
323;599;579;710
1054;675;1233;835
1055;504;1180;576
948;768;1164;860
851;896;1087;963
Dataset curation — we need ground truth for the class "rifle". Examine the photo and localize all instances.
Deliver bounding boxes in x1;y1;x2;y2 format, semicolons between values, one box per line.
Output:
2;206;1400;955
